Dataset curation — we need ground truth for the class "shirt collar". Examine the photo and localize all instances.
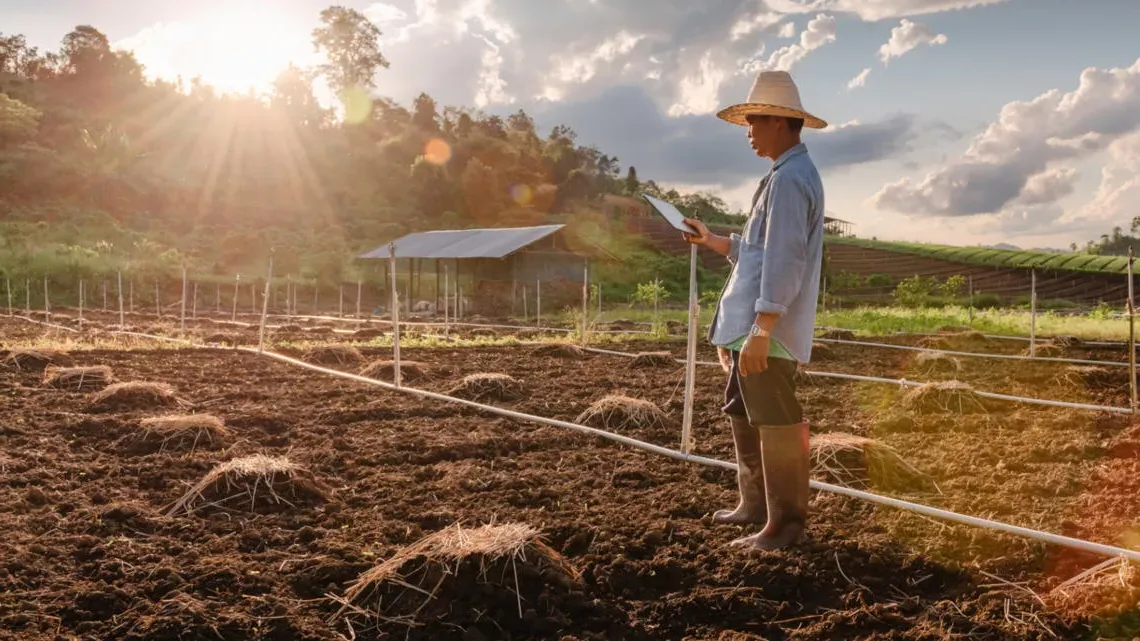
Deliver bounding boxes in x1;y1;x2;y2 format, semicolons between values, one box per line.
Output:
772;143;807;171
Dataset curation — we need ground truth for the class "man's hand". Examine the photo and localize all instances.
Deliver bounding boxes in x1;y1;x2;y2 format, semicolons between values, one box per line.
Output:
738;334;770;377
682;218;732;257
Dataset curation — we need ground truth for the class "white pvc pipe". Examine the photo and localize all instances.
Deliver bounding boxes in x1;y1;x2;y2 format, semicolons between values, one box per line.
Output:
815;337;1129;368
681;244;699;453
248;346;1140;564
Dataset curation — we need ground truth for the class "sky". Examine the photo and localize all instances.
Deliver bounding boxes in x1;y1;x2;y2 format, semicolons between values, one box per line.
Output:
6;0;1140;250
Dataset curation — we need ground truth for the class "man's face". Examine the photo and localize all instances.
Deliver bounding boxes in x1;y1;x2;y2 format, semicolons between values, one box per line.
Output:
746;115;781;158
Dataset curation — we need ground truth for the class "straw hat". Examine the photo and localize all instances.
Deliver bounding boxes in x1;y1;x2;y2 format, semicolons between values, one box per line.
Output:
717;70;827;129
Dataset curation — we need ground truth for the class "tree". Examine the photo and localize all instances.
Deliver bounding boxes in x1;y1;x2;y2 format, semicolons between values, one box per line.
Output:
1070;242;1078;252
1132;216;1140;235
0;93;40;146
624;166;639;195
411;92;438;132
271;64;327;128
461;158;506;223
311;6;388;95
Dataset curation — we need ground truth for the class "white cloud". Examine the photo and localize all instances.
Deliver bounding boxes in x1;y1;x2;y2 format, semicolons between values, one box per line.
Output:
871;58;1140;225
766;0;1013;22
1076;131;1140;223
730;12;783;41
363;3;409;25
777;22;798;38
847;67;871;90
745;13;836;73
473;38;512;107
667;50;727;117
553;31;644;84
878;19;948;64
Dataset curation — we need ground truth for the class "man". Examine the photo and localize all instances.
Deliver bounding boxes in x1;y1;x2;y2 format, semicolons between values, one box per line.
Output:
683;70;826;550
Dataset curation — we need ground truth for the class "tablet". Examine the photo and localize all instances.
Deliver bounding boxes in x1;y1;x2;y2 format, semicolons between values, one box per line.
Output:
643;194;698;234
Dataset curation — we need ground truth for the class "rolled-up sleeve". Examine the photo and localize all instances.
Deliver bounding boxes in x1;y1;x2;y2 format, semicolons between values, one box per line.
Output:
727;233;743;264
755;172;810;315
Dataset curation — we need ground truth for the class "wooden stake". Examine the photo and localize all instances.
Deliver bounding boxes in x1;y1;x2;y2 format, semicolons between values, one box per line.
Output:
232;275;240;322
43;277;50;322
1129;247;1136;414
536;279;542;328
389;243;402;387
444;265;450;337
259;256;274;353
117;271;124;327
78;280;84;322
339;283;344;318
192;282;198;319
681;244;699;454
180;266;188;333
154;280;161;318
1029;269;1037;358
5;278;10;316
581;260;589;345
356;280;362;318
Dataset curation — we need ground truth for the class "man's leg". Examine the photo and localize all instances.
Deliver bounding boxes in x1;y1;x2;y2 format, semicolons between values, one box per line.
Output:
713;350;766;524
732;358;810;550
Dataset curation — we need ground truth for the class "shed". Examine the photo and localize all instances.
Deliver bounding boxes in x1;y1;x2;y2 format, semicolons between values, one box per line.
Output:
824;216;854;237
358;224;608;316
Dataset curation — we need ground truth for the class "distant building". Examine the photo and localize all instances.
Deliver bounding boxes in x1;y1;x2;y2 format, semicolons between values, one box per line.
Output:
824;217;854;237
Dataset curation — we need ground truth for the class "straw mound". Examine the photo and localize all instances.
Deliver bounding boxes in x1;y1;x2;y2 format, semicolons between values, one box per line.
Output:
810;432;927;490
531;343;586;359
913;350;962;374
336;523;579;631
44;365;114;392
1050;335;1083;348
809;342;834;361
920;331;987;351
359;359;428;383
305;325;336;335
1058;365;1124;390
819;329;855;341
901;381;988;414
630;351;676;368
2;348;73;371
1023;342;1063;357
1045;558;1140;619
203;332;241;346
303;345;364;367
469;327;497;337
167;454;327;516
936;325;972;334
353;328;385;339
90;381;180;412
138;414;230;451
576;395;667;431
448;373;525;402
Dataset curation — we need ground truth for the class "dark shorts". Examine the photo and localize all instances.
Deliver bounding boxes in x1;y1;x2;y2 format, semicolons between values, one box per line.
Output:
723;350;803;426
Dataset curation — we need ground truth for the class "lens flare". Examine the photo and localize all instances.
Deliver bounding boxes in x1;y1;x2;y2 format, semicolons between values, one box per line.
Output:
341;86;373;125
510;184;533;206
424;138;452;165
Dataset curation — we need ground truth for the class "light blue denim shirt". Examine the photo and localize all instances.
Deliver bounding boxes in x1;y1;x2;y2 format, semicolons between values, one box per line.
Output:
708;143;825;364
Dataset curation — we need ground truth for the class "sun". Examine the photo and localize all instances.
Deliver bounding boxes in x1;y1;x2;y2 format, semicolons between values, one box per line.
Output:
120;7;317;96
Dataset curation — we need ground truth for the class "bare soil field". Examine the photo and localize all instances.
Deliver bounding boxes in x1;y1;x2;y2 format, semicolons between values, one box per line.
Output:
1;316;1137;640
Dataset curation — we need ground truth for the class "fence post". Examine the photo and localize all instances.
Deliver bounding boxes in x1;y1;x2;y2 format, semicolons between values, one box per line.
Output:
129;278;134;314
250;282;256;316
1029;269;1037;358
154;280;161;319
653;275;659;331
339;283;344;318
5;278;10;316
79;280;84;323
192;282;198;320
968;276;974;326
356;280;362;319
389;243;402;387
102;280;108;311
43;277;50;322
312;283;318;316
232;275;240;322
117;270;125;328
259;255;274;353
1129;247;1136;414
681;244;700;454
581;260;589;346
523;285;528;321
180;266;188;333
597;282;603;321
444;265;450;338
536;279;542;328
215;283;221;315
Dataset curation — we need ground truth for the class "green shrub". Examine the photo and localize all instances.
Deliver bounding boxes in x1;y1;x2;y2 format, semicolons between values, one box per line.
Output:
866;273;893;288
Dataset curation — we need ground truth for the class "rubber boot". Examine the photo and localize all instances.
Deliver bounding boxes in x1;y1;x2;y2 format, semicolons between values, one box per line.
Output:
712;415;766;524
731;422;810;550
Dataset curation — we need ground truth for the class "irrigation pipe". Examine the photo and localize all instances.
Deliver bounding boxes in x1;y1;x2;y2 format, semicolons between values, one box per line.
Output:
817;325;1130;349
577;345;1133;415
247;347;1140;564
814;337;1129;368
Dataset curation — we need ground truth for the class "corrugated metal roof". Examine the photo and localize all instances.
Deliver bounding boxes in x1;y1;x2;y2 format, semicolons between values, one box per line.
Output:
357;224;566;260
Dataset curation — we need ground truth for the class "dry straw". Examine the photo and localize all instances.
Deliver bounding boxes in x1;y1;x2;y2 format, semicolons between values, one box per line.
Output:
810;432;927;490
303;345;364;367
902;380;988;414
336;523;577;624
2;348;73;371
630;351;676;368
532;343;586;359
139;414;230;451
1046;557;1139;618
43;365;114;392
1057;365;1123;390
360;359;428;383
167;454;327;516
576;395;667;431
448;373;524;402
1024;342;1064;357
90;381;181;411
912;350;962;375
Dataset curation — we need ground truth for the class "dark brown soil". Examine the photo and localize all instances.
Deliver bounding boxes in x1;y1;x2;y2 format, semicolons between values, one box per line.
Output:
0;317;1136;640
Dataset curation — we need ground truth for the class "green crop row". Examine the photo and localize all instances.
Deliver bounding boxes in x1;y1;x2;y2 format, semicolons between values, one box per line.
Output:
827;237;1131;275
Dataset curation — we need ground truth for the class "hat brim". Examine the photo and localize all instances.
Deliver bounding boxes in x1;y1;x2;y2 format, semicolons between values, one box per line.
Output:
716;103;827;129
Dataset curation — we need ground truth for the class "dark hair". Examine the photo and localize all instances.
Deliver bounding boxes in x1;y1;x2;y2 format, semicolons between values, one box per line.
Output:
785;117;804;133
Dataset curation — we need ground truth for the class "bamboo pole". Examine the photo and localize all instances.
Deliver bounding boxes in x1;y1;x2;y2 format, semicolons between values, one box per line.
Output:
444;265;450;338
102;280;107;311
968;276;974;326
78;280;84;323
259;256;274;353
339;283;344;318
117;270;124;327
356;280;362;318
536;279;542;328
231;275;240;322
1029;269;1037;358
192;282;198;320
5;278;10;316
681;244;699;454
1129;247;1136;414
180;266;188;332
581;260;589;345
389;243;402;387
154;280;161;319
43;277;50;322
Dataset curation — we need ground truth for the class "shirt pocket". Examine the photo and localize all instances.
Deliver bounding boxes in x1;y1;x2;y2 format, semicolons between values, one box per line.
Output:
743;209;768;247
